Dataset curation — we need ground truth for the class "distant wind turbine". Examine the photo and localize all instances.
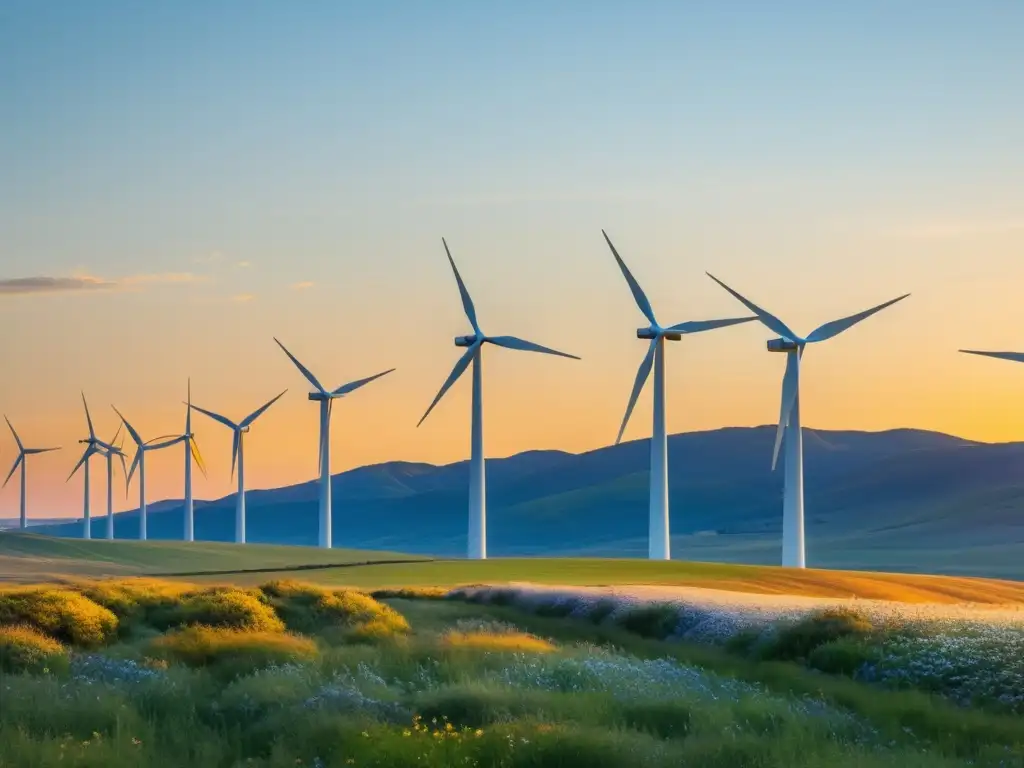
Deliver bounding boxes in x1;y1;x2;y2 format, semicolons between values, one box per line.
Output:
274;338;394;549
602;231;756;560
68;395;105;539
707;273;909;568
417;238;579;560
189;390;287;544
115;406;180;541
3;417;60;530
94;425;128;540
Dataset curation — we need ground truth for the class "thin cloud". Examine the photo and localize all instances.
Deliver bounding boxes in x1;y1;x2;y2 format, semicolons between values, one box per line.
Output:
893;217;1024;240
0;272;204;297
291;281;314;290
0;276;116;295
193;250;223;264
235;260;252;268
231;293;255;303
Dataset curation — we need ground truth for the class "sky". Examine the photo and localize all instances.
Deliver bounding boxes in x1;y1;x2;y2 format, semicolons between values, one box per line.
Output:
1;1;1023;519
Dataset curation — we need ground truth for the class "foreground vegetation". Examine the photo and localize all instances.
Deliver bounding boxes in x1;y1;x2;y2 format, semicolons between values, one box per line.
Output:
2;579;1024;766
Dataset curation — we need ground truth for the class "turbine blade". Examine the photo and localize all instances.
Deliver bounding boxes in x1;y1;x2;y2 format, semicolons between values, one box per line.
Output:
127;448;141;487
240;389;287;428
666;316;759;334
111;406;144;446
189;403;238;431
145;436;184;450
616;339;657;445
189;437;208;478
442;238;481;334
3;454;23;488
67;446;95;482
82;392;96;440
230;430;240;480
805;294;910;343
487;336;580;360
417;342;479;428
185;379;192;433
771;352;800;471
117;451;129;498
602;230;657;326
109;423;123;446
959;349;1024;364
705;273;800;342
274;337;327;395
25;447;61;455
4;416;23;452
331;368;396;397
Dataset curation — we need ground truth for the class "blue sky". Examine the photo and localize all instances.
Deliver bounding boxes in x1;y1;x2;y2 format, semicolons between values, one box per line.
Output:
2;1;1023;515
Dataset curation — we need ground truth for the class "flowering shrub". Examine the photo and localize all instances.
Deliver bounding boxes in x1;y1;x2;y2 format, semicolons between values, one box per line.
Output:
0;589;118;647
147;626;317;677
150;586;285;633
0;625;68;674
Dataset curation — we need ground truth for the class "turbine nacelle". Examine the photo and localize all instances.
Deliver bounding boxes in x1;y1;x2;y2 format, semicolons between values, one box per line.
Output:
637;328;682;342
767;338;801;353
454;334;479;347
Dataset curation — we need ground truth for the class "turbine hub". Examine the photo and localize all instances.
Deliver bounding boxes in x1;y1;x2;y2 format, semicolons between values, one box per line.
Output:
308;392;329;401
454;335;478;347
637;328;682;342
767;338;800;352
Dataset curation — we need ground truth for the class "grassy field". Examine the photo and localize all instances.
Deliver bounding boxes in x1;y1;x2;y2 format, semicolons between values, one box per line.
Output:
0;532;426;583
2;577;1023;767
5;532;1024;604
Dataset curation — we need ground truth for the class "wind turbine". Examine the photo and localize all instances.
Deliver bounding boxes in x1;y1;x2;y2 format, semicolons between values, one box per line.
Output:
94;425;128;540
417;238;580;560
602;231;756;560
3;417;60;530
68;395;105;539
274;338;394;549
114;406;180;541
189;390;287;544
707;273;909;568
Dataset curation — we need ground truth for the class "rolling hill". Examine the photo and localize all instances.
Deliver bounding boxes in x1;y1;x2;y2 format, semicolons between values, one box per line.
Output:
27;425;1024;578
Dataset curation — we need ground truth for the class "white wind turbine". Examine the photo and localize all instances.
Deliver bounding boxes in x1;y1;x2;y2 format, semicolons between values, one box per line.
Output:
94;425;128;541
602;231;756;560
68;395;106;539
115;406;180;541
3;417;60;530
707;273;909;568
418;238;580;560
274;339;394;549
189;390;287;544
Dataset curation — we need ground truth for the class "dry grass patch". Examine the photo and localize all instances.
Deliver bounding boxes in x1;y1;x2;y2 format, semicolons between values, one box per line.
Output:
147;625;317;677
441;630;556;654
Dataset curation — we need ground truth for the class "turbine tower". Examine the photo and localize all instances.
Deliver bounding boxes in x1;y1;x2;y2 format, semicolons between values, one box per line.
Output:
189;390;287;544
602;231;755;560
114;406;180;541
418;238;579;560
68;395;105;539
707;273;909;568
2;417;60;530
173;380;208;542
274;338;394;549
94;425;128;540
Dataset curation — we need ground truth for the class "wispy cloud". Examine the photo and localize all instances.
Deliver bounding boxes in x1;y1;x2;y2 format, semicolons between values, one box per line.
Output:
193;250;223;265
0;272;203;297
235;260;252;268
231;293;255;303
290;281;314;290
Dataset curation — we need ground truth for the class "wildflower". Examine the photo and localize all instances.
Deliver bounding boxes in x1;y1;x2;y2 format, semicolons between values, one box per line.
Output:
474;729;484;738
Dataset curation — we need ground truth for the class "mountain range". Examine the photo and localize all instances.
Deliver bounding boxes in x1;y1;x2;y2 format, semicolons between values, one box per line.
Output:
29;426;1024;579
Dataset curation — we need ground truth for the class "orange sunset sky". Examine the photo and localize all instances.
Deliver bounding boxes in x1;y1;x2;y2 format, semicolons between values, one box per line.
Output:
2;3;1023;518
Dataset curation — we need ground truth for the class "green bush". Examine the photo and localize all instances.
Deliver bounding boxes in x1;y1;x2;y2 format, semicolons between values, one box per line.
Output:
759;608;875;662
150;587;284;633
147;625;317;678
369;586;448;601
808;636;883;676
615;604;679;639
0;625;69;675
0;589;118;647
584;599;618;625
